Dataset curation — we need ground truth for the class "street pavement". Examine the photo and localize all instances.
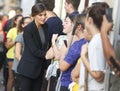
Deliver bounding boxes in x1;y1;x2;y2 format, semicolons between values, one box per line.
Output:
0;70;5;91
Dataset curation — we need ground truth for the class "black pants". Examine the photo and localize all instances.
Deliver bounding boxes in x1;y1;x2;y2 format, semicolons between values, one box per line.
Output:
60;86;69;91
0;52;6;70
49;69;60;91
18;74;43;91
3;60;8;91
13;72;21;91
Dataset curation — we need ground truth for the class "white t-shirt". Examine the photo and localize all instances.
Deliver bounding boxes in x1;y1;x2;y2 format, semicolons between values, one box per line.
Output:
45;35;67;79
88;33;106;91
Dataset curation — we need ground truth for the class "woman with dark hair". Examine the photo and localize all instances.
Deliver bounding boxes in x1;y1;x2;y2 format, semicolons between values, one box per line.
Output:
5;14;23;91
81;2;109;91
17;3;49;91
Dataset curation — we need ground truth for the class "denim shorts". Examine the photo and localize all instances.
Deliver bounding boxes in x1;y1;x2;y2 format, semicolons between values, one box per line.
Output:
6;58;13;62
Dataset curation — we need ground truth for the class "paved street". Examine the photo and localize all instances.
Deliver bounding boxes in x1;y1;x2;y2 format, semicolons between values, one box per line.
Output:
0;70;5;91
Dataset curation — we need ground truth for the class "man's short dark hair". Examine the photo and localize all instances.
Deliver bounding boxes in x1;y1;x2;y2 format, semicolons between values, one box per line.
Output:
39;0;55;11
66;0;81;10
15;7;23;14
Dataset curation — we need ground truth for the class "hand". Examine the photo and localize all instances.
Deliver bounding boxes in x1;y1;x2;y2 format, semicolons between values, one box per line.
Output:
52;34;58;44
114;60;120;77
81;43;88;59
45;47;54;59
101;15;113;33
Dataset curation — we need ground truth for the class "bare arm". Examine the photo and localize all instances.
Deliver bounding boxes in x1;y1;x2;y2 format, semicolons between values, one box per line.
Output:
52;42;61;60
45;47;55;59
81;43;104;82
5;38;14;49
15;42;22;61
101;15;115;65
51;34;64;60
101;16;120;76
59;43;70;71
71;60;80;83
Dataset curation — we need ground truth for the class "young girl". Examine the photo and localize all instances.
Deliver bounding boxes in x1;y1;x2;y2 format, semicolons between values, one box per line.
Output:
81;2;109;91
59;14;88;91
70;9;92;91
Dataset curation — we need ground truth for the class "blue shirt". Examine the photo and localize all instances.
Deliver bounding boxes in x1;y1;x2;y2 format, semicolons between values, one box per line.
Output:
46;16;63;43
45;16;64;68
70;11;79;16
61;38;88;87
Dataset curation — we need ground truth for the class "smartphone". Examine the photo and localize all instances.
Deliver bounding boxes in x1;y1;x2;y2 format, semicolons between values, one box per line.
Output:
109;56;120;71
105;8;113;22
64;40;67;47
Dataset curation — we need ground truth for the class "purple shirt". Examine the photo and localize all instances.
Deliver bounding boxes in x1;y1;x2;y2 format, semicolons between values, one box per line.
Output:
61;38;88;87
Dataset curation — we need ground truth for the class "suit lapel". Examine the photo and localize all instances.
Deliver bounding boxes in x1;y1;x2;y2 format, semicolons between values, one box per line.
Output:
31;21;42;48
30;21;49;50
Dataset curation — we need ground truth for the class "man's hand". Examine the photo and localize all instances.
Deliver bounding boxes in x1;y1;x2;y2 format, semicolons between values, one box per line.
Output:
101;15;113;34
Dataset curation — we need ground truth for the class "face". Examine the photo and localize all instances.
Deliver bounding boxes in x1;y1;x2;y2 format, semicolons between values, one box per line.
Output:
85;14;92;35
22;18;32;27
34;10;46;27
15;16;23;26
64;1;70;14
83;29;92;41
62;17;74;34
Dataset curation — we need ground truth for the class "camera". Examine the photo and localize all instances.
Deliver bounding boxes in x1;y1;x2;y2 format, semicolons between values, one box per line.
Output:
105;8;113;22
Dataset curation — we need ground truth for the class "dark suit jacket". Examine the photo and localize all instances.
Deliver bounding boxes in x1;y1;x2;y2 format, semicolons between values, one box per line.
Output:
17;20;49;79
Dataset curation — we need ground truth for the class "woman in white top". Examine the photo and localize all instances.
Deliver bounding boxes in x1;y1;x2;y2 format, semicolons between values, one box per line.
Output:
81;2;109;91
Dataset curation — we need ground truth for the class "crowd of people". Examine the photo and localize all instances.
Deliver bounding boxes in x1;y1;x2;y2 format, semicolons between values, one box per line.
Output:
0;0;120;91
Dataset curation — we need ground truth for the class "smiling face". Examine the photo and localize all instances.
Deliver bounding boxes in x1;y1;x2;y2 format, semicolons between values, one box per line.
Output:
62;16;74;34
34;10;46;28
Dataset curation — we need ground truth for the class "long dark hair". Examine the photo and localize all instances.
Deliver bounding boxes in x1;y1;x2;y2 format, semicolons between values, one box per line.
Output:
87;2;109;29
66;0;81;10
72;14;86;35
17;17;31;34
12;14;23;28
